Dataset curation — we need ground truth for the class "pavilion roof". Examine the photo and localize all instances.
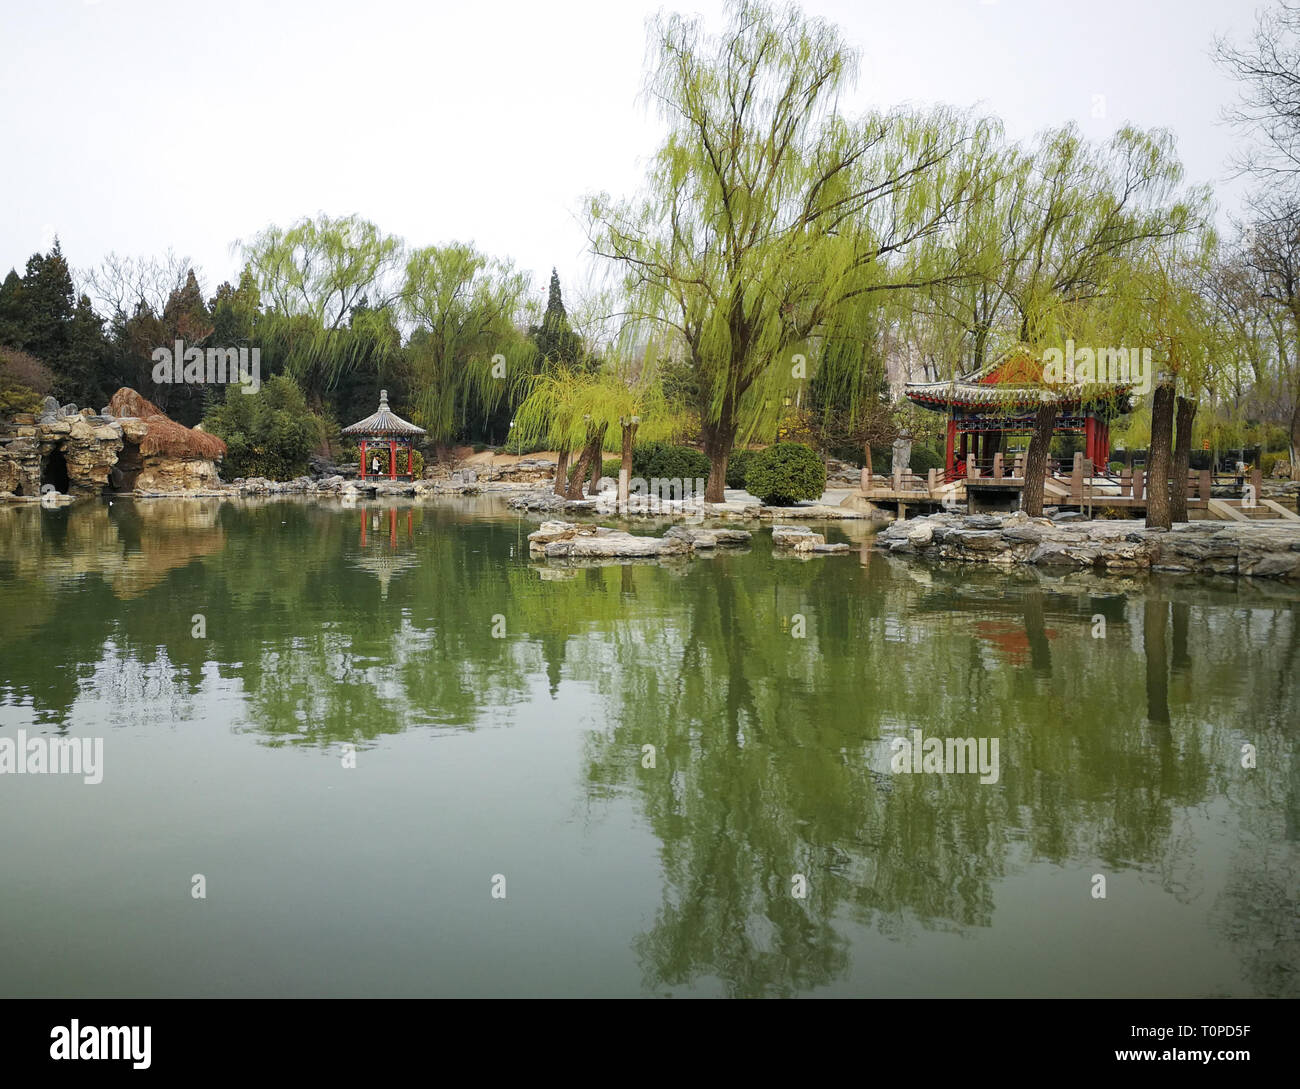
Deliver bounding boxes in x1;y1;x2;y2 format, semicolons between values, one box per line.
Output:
341;390;426;437
903;347;1133;413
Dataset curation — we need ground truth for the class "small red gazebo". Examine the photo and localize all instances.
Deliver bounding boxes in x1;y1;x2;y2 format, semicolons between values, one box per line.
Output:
341;389;426;481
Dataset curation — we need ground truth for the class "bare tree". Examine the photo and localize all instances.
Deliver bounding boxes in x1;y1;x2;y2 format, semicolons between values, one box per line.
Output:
1215;2;1300;184
79;250;194;319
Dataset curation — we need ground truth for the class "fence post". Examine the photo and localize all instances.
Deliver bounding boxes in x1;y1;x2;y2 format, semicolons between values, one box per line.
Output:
1133;469;1145;502
1198;469;1211;502
1070;452;1084;502
993;452;1004;481
927;467;938;495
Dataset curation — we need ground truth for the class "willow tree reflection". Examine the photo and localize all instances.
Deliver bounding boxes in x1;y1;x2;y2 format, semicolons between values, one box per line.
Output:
578;555;1295;996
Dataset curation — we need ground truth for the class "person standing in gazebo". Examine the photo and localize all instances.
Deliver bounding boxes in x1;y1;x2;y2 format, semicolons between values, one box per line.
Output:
371;454;381;476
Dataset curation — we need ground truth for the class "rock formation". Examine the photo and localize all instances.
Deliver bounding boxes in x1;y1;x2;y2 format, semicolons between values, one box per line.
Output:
0;389;227;499
876;510;1300;579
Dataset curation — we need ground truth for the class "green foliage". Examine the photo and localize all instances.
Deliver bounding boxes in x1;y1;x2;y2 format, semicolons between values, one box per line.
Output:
402;242;532;446
0;346;53;416
202;375;324;480
601;458;623;480
588;0;993;479
633;441;710;482
0;240;114;408
870;445;943;474
396;447;425;478
531;269;588;371
238;214;403;330
1261;451;1291;477
726;448;756;488
0;380;42;416
910;446;945;473
744;442;826;504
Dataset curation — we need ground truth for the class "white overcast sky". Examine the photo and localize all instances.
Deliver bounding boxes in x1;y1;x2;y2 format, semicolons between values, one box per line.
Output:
0;0;1265;309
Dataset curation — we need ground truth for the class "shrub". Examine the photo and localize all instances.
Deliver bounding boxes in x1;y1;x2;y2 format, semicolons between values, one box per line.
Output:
633;441;710;483
1261;451;1291;478
0;347;54;416
601;458;623;481
0;379;42;416
396;448;425;478
744;442;826;505
202;375;324;480
909;446;944;473
726;448;755;488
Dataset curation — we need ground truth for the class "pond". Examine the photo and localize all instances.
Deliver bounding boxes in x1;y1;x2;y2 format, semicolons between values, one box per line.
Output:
0;497;1295;997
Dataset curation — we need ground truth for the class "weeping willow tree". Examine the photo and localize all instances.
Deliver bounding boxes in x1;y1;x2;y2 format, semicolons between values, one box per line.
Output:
513;343;685;502
960;125;1205;515
588;0;991;500
1108;231;1223;527
401;243;532;453
236;214;407;421
250;306;402;417
237;214;404;330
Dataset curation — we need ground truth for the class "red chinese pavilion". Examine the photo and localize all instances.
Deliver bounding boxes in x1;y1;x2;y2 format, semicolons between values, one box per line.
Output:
341;389;426;481
904;349;1133;480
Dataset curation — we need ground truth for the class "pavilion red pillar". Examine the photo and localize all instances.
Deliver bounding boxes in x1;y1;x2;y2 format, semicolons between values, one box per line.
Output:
360;439;367;479
389;439;396;480
945;418;957;478
1084;416;1097;467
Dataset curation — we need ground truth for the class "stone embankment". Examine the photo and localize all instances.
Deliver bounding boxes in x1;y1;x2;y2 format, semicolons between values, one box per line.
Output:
526;520;856;560
505;486;872;521
875;511;1300;579
528;521;753;559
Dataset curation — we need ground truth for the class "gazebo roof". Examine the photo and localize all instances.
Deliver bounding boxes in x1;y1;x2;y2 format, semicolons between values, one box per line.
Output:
904;348;1133;413
341;390;426;437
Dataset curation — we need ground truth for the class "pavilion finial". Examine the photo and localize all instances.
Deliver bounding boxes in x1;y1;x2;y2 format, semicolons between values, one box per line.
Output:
379;389;389;410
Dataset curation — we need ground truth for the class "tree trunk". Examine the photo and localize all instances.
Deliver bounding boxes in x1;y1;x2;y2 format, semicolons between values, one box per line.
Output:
1290;394;1300;481
553;446;569;496
701;418;736;503
1020;401;1058;517
587;441;604;496
1170;395;1197;523
1146;381;1176;529
565;423;606;500
619;420;638;509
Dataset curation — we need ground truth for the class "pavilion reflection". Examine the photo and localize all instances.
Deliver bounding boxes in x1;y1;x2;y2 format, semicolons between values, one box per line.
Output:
351;504;418;599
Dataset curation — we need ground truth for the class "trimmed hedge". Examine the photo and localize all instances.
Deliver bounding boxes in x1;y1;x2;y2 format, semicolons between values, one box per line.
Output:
744;442;826;505
726;448;755;489
633;441;710;483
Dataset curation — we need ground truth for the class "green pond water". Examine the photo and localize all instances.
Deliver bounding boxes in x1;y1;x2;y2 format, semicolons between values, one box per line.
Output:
0;497;1296;998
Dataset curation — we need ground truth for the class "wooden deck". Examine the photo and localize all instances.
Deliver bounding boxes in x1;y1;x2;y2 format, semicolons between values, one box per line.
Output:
846;454;1298;521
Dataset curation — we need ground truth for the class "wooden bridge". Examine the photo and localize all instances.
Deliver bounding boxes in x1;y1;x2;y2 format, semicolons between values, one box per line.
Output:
845;452;1298;522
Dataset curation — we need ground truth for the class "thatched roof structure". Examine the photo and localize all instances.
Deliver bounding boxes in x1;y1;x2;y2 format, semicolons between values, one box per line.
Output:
108;388;228;460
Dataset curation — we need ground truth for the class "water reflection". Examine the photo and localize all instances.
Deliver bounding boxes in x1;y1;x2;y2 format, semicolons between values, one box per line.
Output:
0;498;1296;996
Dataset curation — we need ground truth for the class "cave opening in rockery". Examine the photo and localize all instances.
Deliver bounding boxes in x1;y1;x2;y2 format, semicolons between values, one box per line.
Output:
41;445;71;494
